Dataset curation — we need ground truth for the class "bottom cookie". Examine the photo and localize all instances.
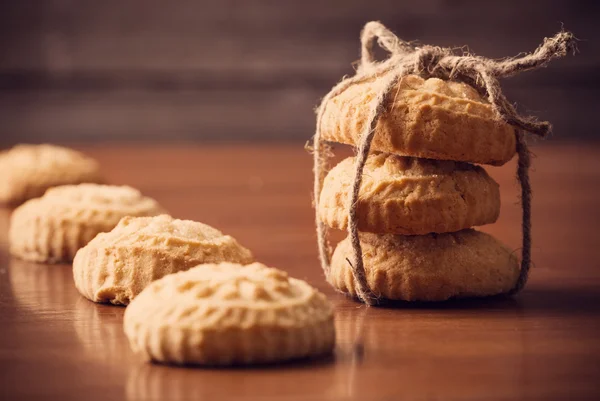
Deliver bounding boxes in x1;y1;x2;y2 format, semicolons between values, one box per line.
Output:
329;229;519;302
124;262;335;366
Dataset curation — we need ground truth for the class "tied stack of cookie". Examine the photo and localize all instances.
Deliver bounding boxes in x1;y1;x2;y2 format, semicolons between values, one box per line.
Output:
312;21;576;304
317;75;517;303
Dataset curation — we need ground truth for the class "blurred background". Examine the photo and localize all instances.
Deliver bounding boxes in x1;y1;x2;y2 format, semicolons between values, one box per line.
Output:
0;0;597;146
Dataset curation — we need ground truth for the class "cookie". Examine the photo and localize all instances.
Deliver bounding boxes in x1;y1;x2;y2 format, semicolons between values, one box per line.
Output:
320;75;516;165
73;215;255;305
124;262;335;366
0;144;101;205
319;154;500;235
9;184;164;263
329;229;519;302
0;208;10;246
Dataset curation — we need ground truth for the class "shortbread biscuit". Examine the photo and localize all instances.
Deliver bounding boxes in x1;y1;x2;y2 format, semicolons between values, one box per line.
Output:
320;75;516;165
329;230;519;301
0;144;101;204
124;262;335;365
0;209;10;246
319;154;500;235
9;184;164;263
73;215;255;305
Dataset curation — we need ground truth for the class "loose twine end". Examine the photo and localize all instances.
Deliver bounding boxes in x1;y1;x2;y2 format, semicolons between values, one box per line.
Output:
313;21;576;305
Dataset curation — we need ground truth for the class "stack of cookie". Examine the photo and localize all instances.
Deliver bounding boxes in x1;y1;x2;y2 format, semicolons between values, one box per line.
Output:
316;75;520;302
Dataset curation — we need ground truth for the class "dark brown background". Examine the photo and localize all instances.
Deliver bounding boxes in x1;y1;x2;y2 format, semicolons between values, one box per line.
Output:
0;0;597;145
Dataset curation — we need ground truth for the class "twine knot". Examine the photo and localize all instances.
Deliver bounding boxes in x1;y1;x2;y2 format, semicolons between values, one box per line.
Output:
414;46;449;74
313;22;576;305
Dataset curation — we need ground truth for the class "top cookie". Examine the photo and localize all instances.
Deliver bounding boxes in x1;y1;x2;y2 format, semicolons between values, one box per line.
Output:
124;262;335;365
9;184;164;263
0;144;102;205
320;75;516;165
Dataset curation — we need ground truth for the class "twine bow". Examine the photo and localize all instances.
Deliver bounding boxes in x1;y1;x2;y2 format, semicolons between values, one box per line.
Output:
313;21;576;305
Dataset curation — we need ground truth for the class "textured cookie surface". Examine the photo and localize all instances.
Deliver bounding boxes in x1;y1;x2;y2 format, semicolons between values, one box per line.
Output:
320;75;516;165
0;144;101;204
329;230;519;302
319;154;500;235
9;184;164;263
74;215;255;305
124;262;335;366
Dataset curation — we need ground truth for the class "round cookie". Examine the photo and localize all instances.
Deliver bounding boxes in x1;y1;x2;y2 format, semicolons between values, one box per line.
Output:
319;154;500;235
124;262;335;366
329;230;519;302
9;184;164;263
0;144;101;205
74;215;255;305
320;75;516;166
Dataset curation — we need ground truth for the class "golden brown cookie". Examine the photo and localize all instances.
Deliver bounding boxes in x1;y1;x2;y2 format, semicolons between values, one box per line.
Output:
329;229;519;302
9;184;164;263
0;144;102;205
320;75;516;165
74;215;255;305
319;154;500;235
123;262;335;366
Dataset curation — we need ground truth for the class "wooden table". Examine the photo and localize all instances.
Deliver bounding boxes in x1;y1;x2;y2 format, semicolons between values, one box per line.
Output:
1;143;599;401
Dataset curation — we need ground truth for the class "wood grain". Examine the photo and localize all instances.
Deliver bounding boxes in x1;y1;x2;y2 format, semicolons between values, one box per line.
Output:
0;0;597;143
0;143;599;401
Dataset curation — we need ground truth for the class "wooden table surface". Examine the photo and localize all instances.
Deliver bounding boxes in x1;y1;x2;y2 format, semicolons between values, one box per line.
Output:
1;143;599;401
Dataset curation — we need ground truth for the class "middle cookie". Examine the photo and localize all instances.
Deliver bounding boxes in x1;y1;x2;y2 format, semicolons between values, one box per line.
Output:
73;214;254;305
319;154;500;235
